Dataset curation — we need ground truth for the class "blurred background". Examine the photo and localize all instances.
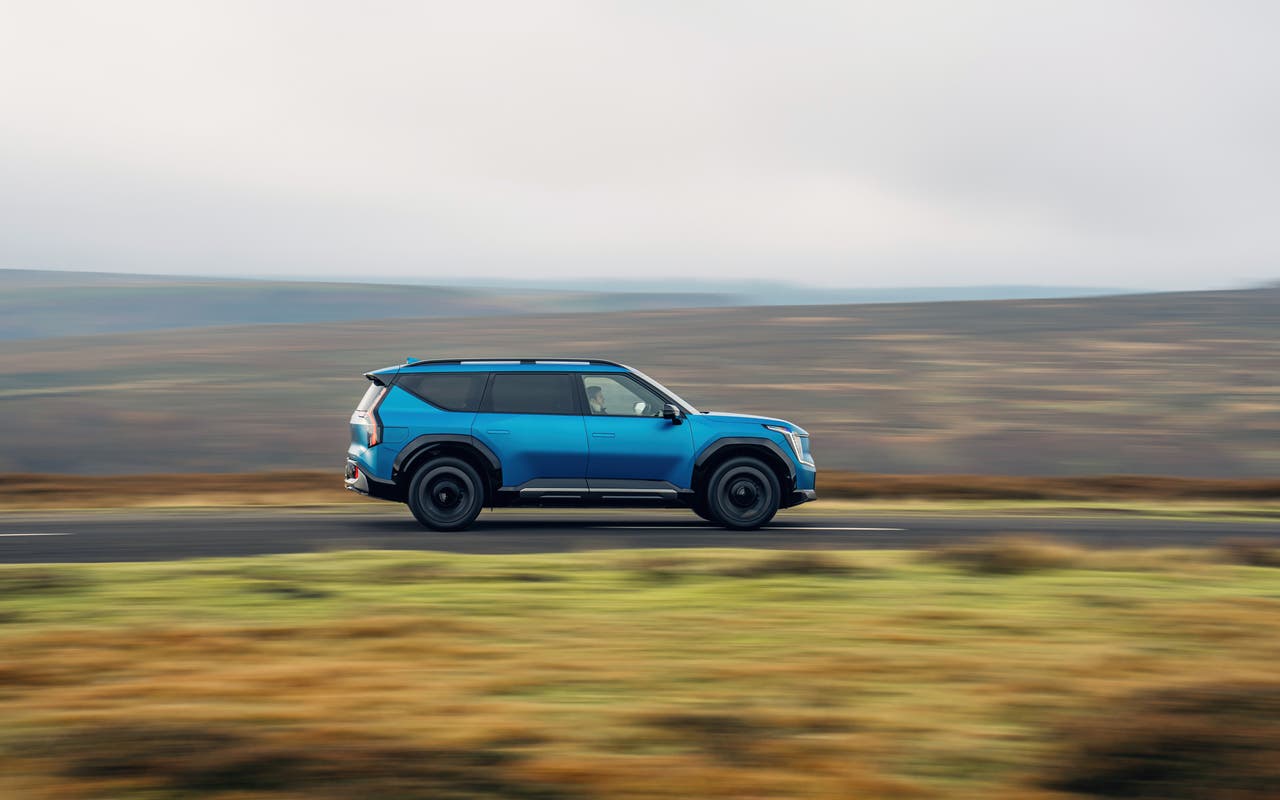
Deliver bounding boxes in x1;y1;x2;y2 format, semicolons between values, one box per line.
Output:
1;2;1277;480
3;277;1277;477
2;2;1279;799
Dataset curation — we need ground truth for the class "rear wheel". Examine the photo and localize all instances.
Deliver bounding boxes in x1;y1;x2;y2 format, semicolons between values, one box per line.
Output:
407;457;485;531
704;457;780;530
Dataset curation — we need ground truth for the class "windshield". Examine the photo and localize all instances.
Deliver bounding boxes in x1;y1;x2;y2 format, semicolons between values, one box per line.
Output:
629;368;700;414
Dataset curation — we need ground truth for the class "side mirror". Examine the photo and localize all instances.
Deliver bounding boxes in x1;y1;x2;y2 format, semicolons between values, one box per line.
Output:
661;403;683;424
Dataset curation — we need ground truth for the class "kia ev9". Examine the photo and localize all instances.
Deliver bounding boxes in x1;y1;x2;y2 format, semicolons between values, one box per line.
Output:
345;358;816;531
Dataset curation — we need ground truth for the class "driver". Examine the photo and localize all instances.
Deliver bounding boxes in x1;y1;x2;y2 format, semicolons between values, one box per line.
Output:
586;385;607;414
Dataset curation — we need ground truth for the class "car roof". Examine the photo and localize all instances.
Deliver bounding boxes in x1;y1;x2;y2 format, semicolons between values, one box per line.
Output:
371;358;632;377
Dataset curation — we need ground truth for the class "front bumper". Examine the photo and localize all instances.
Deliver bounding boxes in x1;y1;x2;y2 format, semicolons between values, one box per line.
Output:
787;488;818;506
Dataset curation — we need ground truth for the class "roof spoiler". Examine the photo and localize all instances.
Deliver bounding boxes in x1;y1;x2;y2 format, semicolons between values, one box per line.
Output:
363;366;402;385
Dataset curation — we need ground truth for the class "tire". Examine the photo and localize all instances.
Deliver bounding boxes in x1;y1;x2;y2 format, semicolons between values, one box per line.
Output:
690;497;720;524
406;457;485;531
704;456;780;530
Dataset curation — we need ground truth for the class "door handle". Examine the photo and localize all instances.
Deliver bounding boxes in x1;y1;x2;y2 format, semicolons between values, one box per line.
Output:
486;429;510;435
591;432;616;438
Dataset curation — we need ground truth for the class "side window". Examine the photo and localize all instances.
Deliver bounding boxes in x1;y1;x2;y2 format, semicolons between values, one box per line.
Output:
484;373;577;415
397;372;487;412
583;374;665;417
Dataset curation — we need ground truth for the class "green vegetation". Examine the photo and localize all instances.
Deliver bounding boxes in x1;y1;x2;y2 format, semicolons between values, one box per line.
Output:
3;542;1280;798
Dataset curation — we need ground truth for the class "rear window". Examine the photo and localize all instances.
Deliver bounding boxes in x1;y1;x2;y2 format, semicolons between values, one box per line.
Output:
397;372;486;412
355;382;383;412
484;373;576;415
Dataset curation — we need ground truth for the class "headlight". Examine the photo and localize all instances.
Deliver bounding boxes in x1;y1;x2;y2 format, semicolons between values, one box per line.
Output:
765;425;814;466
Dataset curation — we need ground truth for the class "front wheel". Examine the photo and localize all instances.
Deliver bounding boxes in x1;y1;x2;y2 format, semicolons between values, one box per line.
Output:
704;457;780;530
407;457;485;531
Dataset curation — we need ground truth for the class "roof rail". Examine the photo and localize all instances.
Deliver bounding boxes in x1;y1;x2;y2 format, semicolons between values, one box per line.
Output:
401;357;627;368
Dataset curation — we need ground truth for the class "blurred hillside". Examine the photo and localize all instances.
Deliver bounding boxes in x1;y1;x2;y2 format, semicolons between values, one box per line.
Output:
0;269;1128;339
1;284;1275;476
0;269;731;339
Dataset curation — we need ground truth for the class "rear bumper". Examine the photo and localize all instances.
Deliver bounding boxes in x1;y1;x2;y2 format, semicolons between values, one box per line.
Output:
345;459;402;502
344;459;369;493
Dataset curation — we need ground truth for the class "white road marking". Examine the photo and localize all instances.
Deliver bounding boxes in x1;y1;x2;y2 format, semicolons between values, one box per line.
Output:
593;526;904;532
0;532;73;537
774;526;905;532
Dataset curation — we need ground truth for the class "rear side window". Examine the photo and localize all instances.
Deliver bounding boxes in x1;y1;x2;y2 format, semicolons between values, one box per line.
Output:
484;373;577;415
397;372;487;412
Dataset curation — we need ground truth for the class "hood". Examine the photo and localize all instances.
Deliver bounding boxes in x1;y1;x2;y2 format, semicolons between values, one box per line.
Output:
697;411;807;435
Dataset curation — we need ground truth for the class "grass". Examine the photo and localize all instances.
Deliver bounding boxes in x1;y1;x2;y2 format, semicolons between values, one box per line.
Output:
2;471;1278;519
2;544;1280;798
817;472;1280;501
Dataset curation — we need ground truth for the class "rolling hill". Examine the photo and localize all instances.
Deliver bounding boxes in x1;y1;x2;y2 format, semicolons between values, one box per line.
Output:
0;269;1130;340
1;285;1275;477
0;269;731;339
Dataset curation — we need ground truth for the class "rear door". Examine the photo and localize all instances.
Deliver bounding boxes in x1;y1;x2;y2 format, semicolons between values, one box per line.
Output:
471;372;589;490
579;373;695;488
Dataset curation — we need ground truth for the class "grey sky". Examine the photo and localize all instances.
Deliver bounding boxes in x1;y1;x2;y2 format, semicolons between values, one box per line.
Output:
1;1;1277;289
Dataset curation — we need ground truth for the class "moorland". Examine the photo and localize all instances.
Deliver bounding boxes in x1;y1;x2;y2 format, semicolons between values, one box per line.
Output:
2;284;1276;477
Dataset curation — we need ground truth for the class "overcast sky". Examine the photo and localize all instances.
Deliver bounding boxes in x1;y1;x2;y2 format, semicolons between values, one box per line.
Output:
1;1;1277;289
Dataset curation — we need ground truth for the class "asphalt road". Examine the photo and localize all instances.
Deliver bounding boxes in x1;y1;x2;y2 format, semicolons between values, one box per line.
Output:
0;508;1277;563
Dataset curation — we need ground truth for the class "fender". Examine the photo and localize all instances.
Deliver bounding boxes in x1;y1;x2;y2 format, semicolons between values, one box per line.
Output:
392;434;502;481
694;436;796;487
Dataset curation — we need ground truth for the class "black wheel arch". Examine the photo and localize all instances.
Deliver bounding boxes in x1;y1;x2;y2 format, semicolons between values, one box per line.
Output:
692;437;795;499
392;434;502;499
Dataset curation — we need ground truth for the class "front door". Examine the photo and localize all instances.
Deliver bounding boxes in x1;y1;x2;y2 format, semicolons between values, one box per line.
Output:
579;373;694;489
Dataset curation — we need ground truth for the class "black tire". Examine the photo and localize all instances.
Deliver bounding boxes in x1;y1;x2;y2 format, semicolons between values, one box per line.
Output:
406;457;485;531
690;497;720;524
704;457;780;530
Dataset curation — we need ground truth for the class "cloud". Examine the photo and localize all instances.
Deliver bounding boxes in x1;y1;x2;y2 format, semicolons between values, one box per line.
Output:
1;0;1277;288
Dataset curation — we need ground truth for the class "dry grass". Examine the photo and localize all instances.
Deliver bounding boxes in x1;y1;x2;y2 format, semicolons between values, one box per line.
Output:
1043;682;1280;799
3;470;1278;511
1219;538;1280;567
817;472;1280;501
629;551;863;582
923;536;1216;574
18;723;577;799
0;470;358;509
927;535;1082;574
2;546;1280;798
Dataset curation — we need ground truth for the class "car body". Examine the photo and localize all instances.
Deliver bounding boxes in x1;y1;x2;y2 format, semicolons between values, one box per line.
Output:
345;358;816;530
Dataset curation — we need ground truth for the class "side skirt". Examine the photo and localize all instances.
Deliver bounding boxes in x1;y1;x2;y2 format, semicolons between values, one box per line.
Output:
493;478;693;508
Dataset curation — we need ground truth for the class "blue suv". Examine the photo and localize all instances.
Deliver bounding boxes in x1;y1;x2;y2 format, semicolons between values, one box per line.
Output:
345;358;816;530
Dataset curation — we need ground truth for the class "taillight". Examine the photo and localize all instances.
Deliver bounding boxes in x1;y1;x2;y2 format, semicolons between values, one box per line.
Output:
360;386;388;447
